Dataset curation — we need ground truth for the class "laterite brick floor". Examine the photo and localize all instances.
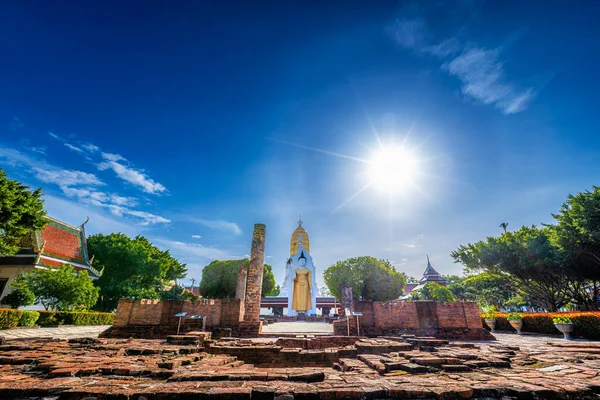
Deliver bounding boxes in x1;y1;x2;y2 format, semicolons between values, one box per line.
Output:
0;328;600;399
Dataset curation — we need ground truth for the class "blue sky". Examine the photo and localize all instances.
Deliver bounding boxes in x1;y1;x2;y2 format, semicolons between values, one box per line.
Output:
1;1;599;288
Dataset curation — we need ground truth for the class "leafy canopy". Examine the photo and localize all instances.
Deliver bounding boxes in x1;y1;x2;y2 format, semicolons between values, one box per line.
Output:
199;259;279;299
451;226;569;311
0;169;46;255
22;264;99;311
410;282;456;302
159;285;200;301
323;256;405;301
0;275;35;309
87;233;187;311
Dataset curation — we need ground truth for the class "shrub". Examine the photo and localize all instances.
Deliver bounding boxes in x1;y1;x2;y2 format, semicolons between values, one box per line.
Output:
507;312;522;321
482;305;498;320
410;282;456;302
18;310;40;327
552;316;572;324
480;312;600;339
0;308;23;329
37;311;114;326
0;276;35;309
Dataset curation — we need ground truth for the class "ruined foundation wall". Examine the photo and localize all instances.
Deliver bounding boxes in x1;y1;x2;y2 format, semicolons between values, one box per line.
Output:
334;300;490;340
105;298;245;338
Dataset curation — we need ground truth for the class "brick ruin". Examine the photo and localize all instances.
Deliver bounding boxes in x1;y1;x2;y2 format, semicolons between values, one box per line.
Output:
103;222;492;341
334;300;492;340
4;334;600;399
103;223;268;339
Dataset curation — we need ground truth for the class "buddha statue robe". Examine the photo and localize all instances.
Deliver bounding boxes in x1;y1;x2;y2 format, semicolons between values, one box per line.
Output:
292;268;312;312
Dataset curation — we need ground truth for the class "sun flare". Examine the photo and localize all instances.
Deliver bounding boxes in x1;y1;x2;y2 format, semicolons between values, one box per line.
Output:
368;146;419;193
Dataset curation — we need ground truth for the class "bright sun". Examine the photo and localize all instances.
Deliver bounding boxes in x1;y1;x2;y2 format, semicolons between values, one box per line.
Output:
368;146;419;193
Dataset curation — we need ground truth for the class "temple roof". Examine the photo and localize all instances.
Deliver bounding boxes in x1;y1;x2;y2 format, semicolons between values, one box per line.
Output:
418;255;447;284
0;216;101;279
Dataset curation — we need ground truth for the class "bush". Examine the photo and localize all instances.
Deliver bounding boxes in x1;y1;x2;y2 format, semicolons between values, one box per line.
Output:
507;312;522;321
552;316;572;324
37;311;114;326
410;282;456;302
18;310;40;327
480;312;600;339
0;276;35;309
482;305;498;320
0;308;23;329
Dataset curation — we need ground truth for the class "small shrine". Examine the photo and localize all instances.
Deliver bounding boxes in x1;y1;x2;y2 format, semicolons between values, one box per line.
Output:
402;255;448;297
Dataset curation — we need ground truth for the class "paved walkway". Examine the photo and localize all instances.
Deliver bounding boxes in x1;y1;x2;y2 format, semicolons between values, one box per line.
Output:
261;321;334;334
0;325;110;340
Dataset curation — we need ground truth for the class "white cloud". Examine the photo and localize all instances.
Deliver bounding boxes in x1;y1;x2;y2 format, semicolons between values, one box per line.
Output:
43;195;141;237
98;152;166;194
81;144;100;153
100;152;126;162
64;143;85;153
445;47;536;114
110;194;137;207
423;38;461;57
107;206;170;225
8;117;24;131
191;235;202;239
31;167;104;187
392;18;428;49
154;239;236;261
403;244;417;248
29;146;47;156
48;131;63;141
390;11;536;114
0;145;168;226
191;218;242;235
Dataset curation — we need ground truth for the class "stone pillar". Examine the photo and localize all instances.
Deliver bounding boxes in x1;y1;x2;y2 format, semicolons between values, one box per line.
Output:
341;286;353;316
235;260;248;300
244;224;266;322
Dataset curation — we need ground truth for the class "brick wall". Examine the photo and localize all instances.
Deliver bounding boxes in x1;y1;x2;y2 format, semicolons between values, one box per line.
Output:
112;298;244;330
334;300;490;339
113;299;164;327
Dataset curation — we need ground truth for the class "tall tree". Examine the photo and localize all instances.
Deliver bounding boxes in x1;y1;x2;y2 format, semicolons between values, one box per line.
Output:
410;282;456;302
552;186;600;309
87;233;187;311
199;259;279;299
262;264;280;297
451;226;569;311
500;222;508;233
22;264;99;311
323;256;405;301
0;169;46;255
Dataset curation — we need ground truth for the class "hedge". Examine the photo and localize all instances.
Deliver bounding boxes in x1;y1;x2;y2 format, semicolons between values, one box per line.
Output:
36;311;114;326
18;310;40;327
481;312;600;340
0;309;22;329
0;309;114;329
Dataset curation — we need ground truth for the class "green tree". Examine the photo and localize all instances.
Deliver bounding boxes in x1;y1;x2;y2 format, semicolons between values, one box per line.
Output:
159;285;200;301
262;264;280;297
199;259;279;298
461;272;515;307
87;233;187;311
0;275;35;309
552;187;600;309
410;282;455;302
23;264;99;310
442;275;470;301
0;169;46;255
323;256;405;301
451;226;569;311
